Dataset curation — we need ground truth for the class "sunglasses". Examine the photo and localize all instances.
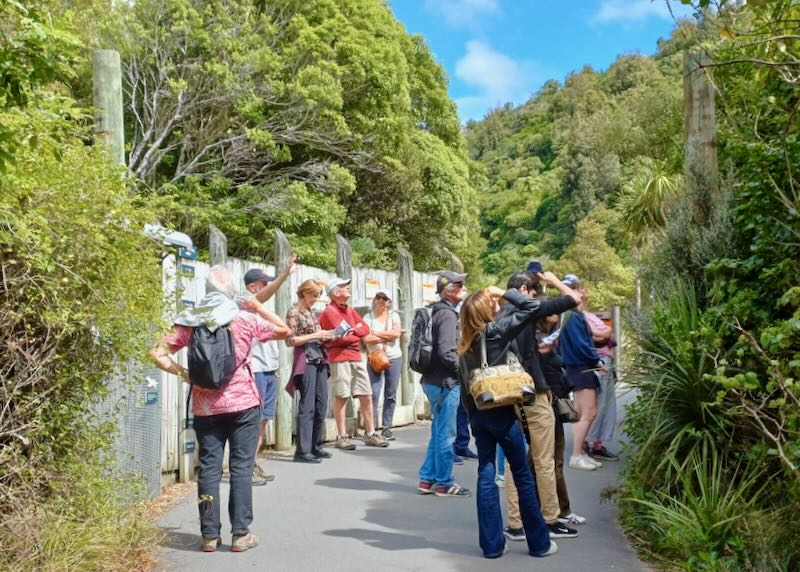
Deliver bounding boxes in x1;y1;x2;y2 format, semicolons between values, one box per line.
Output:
375;295;389;301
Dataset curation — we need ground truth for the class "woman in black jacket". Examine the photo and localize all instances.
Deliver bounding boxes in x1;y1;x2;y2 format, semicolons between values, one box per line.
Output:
457;286;558;559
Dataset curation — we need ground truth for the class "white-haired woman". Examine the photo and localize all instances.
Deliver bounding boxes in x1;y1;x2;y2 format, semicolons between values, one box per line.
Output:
363;288;403;441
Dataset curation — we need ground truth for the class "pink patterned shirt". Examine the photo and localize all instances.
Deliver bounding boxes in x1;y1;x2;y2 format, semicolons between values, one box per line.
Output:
163;312;275;416
585;311;614;359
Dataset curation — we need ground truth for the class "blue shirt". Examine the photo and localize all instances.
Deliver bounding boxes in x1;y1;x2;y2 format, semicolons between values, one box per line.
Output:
559;310;600;368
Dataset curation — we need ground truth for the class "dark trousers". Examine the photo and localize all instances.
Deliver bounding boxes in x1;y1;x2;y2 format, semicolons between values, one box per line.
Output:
553;414;572;516
295;363;329;455
470;407;551;558
194;405;260;537
454;401;471;453
368;357;402;429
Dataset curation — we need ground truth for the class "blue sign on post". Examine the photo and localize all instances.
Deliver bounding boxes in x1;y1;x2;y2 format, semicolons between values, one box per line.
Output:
145;391;158;405
185;441;196;454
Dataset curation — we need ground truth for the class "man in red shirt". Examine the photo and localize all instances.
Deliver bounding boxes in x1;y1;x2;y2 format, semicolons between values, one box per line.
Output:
319;278;389;450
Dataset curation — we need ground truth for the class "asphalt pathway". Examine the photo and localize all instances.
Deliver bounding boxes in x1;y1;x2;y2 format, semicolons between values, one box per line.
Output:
158;390;645;571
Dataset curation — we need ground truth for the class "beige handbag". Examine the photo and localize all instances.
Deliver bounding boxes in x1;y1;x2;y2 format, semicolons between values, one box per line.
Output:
469;331;536;410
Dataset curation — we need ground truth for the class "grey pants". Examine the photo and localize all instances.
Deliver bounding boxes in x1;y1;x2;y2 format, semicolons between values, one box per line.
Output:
587;356;617;445
368;357;402;429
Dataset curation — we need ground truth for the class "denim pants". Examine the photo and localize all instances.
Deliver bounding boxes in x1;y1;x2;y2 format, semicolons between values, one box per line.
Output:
296;363;329;455
454;401;472;453
194;405;260;538
418;383;460;487
470;407;551;558
368;357;402;429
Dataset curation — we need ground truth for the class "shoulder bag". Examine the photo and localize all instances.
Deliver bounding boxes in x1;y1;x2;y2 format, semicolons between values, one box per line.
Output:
367;312;391;373
469;331;536;410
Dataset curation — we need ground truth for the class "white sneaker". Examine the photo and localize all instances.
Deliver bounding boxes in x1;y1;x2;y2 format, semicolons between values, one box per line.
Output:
568;455;597;471
584;454;603;468
558;512;587;525
533;540;558;557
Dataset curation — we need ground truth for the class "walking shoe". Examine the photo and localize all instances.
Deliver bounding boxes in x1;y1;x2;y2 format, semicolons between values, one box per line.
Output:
251;467;268;486
568;455;597;471
231;532;259;553
253;464;275;483
381;428;396;441
293;452;322;463
434;483;472;497
486;543;510;559
201;536;221;553
584;454;603;468
503;526;525;541
548;522;578;538
455;448;479;459
364;432;390;447
335;435;356;450
589;446;619;461
311;448;332;459
495;475;506;487
558;512;587;525
417;480;435;494
531;540;559;557
453;455;464;465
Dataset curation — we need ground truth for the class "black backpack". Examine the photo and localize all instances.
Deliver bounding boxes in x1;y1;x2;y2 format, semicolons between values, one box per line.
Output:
408;306;434;373
187;324;237;390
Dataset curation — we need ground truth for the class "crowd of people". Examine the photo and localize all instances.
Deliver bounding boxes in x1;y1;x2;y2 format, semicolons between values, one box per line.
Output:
148;257;618;559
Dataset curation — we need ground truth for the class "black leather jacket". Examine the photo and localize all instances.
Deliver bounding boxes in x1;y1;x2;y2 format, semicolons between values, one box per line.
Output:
458;289;559;416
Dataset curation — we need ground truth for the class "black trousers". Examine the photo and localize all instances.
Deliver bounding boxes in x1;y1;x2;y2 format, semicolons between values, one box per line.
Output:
295;363;329;454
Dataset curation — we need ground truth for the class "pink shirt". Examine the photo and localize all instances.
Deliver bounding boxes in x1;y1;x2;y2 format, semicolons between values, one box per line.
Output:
163;312;275;416
585;312;614;358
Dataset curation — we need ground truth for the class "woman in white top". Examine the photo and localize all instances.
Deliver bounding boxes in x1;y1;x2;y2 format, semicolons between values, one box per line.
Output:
363;288;403;441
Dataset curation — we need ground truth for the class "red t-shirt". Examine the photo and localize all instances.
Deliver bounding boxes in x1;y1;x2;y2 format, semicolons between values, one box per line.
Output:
318;302;370;363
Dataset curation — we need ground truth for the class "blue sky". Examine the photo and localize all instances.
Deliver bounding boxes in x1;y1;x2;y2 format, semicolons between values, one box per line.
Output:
389;0;694;121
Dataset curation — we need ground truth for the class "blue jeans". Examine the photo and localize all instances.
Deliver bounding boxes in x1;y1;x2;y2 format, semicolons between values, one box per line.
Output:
194;405;260;537
368;357;402;429
418;383;460;487
470;407;550;558
454;402;472;453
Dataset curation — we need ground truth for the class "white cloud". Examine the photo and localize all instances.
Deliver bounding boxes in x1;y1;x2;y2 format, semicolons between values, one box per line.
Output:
454;40;550;121
592;0;688;24
424;0;499;28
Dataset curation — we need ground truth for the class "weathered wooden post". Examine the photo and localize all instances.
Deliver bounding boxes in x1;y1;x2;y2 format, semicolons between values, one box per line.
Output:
209;225;228;267
91;49;125;167
443;247;464;273
274;229;293;450
334;234;358;431
397;247;415;411
684;51;719;225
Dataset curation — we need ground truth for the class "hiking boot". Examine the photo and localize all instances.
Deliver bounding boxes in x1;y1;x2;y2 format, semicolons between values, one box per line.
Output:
548;522;578;538
433;483;472;498
364;432;389;447
201;536;221;553
531;540;558;557
231;531;259;553
311;448;332;459
251;468;268;486
417;480;434;495
381;428;396;441
589;446;619;461
335;435;356;450
253;464;275;483
558;512;587;525
503;526;525;541
568;455;597;471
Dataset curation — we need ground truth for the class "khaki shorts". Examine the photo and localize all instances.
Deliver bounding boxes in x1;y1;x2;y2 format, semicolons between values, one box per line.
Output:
330;361;372;398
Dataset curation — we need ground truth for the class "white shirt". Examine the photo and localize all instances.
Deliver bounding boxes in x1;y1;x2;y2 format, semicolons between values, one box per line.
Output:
251;339;280;373
364;310;402;360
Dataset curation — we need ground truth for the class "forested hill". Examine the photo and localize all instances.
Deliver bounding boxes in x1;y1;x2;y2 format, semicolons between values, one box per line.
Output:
465;23;704;308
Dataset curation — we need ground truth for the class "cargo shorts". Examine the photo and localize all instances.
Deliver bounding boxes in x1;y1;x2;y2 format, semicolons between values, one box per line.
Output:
330;360;372;398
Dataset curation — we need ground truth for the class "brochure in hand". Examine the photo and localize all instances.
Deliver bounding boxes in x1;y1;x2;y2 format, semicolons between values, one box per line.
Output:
334;319;353;338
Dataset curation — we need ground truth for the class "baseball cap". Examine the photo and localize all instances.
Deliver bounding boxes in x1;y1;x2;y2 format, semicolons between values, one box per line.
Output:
526;260;543;274
243;268;275;285
326;277;352;297
562;274;581;288
374;288;392;301
436;270;468;293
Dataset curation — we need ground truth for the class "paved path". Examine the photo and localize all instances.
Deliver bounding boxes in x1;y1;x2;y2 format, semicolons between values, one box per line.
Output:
158;392;644;571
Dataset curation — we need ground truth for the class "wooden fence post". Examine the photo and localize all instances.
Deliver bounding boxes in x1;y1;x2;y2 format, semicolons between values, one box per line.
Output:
684;51;719;225
334;234;358;431
397;247;415;408
443;247;464;273
209;225;228;267
91;49;125;167
274;229;293;450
